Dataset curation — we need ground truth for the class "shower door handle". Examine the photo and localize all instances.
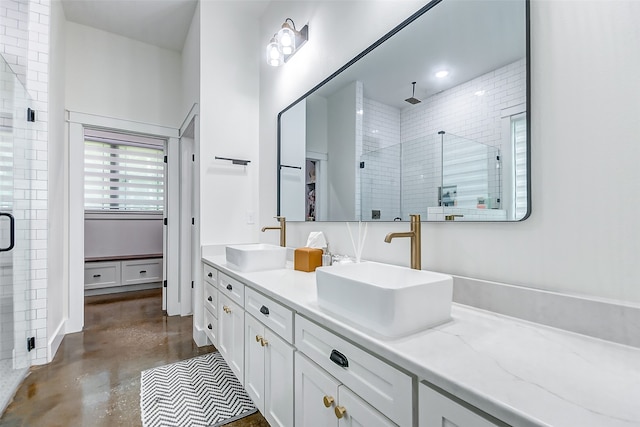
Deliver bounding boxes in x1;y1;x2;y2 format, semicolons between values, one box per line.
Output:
0;213;15;252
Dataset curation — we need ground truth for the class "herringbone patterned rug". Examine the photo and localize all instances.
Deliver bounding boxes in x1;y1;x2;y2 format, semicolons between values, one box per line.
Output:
140;352;257;427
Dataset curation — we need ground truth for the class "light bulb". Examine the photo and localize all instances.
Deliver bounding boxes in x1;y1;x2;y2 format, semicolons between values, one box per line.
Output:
266;38;283;66
435;70;449;78
277;25;296;55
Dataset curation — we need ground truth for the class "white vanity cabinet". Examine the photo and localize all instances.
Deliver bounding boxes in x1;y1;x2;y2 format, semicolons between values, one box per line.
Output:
295;352;396;427
295;314;411;427
419;382;502;427
245;313;294;427
217;292;245;383
203;264;218;346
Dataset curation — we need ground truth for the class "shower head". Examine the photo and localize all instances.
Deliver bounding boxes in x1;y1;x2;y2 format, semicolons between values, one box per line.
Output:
405;81;421;105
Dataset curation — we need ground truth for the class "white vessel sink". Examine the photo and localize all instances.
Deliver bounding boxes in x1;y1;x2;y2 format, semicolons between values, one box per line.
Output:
316;262;453;338
225;244;287;272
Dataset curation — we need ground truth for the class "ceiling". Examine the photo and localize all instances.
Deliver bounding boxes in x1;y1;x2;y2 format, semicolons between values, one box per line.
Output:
60;0;199;51
315;0;526;109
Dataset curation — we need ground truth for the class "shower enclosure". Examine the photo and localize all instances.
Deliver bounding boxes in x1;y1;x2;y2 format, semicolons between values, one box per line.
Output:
0;56;34;414
360;131;503;221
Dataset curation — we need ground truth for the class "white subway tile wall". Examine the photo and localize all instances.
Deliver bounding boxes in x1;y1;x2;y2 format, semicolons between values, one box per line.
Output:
1;0;50;366
360;59;525;219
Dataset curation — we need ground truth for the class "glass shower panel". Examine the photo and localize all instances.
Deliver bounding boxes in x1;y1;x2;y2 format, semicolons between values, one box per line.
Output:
360;143;401;221
442;133;501;210
0;55;33;414
401;134;441;219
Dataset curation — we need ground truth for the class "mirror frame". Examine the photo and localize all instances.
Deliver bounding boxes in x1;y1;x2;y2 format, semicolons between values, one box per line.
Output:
277;0;531;222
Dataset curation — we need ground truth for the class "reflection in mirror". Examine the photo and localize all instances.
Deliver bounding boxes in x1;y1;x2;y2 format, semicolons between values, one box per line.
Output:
278;0;529;222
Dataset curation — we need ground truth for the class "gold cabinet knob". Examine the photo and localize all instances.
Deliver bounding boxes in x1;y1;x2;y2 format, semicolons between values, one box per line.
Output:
335;406;346;419
223;305;231;313
260;338;269;347
255;335;263;343
323;395;334;408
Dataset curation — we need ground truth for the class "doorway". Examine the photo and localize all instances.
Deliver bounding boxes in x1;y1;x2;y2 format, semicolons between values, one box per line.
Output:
67;112;185;333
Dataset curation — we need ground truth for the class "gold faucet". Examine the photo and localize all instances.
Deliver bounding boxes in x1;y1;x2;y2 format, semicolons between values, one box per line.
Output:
261;216;286;247
384;214;421;270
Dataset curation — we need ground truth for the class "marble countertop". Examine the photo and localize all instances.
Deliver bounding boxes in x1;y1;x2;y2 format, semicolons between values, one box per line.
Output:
203;255;640;427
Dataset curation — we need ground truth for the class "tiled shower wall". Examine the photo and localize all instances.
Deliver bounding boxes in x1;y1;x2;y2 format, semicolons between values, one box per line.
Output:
1;0;50;365
360;59;526;219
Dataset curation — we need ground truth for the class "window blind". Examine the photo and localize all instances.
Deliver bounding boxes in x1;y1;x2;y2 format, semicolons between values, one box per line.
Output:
512;115;528;219
84;131;165;212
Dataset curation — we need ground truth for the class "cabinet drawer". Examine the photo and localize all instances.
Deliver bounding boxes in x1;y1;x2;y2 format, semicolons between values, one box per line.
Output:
295;315;412;427
122;258;162;285
204;307;218;347
204;263;218;286
419;382;500;427
218;272;244;307
245;287;293;344
84;262;121;289
204;282;218;317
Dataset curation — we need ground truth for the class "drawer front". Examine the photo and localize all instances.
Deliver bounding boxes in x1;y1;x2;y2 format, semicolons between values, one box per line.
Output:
204;263;218;286
84;262;121;289
122;259;163;285
245;287;293;344
295;315;412;427
204;282;218;317
204;307;218;347
218;272;244;307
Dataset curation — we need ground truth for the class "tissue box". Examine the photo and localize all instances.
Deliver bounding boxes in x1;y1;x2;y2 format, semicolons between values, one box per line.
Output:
294;247;323;272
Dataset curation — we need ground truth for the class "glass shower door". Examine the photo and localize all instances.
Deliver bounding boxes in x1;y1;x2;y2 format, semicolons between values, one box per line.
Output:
0;56;33;413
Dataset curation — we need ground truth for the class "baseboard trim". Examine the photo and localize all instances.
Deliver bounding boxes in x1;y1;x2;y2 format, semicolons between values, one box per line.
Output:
192;324;209;347
47;318;66;363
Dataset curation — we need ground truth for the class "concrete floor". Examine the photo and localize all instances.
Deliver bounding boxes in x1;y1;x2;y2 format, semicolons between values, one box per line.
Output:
0;289;269;427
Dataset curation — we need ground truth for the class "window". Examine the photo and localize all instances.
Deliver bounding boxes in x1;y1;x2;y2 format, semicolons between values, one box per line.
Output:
84;129;165;212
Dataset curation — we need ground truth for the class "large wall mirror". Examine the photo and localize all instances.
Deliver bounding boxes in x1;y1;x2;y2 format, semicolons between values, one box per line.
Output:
278;0;529;222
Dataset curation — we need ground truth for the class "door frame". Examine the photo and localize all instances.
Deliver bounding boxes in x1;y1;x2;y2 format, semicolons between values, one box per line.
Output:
66;111;180;333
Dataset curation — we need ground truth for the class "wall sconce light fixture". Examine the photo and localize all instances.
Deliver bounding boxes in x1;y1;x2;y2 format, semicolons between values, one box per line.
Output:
266;18;308;67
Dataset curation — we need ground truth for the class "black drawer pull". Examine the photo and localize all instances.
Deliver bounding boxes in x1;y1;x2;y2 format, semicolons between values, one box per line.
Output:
139;270;147;274
330;350;349;368
208;272;213;278
93;274;101;278
207;324;213;330
226;284;233;291
207;296;213;302
260;305;270;316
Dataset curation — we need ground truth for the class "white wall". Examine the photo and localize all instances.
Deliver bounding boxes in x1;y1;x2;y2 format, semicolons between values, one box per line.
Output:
327;81;358;220
259;0;640;304
47;0;66;361
181;2;200;120
83;218;163;259
65;22;182;127
198;1;260;246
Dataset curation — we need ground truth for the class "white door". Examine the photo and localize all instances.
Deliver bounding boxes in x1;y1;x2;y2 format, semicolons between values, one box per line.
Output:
217;294;244;383
264;328;294;427
295;352;339;427
337;386;396;427
245;314;265;412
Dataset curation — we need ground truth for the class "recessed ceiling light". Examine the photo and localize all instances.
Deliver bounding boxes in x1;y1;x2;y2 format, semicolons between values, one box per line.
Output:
435;70;449;78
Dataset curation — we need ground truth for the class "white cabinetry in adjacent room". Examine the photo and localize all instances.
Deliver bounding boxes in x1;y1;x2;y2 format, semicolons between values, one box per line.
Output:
245;313;294;427
419;382;501;427
295;352;396;427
